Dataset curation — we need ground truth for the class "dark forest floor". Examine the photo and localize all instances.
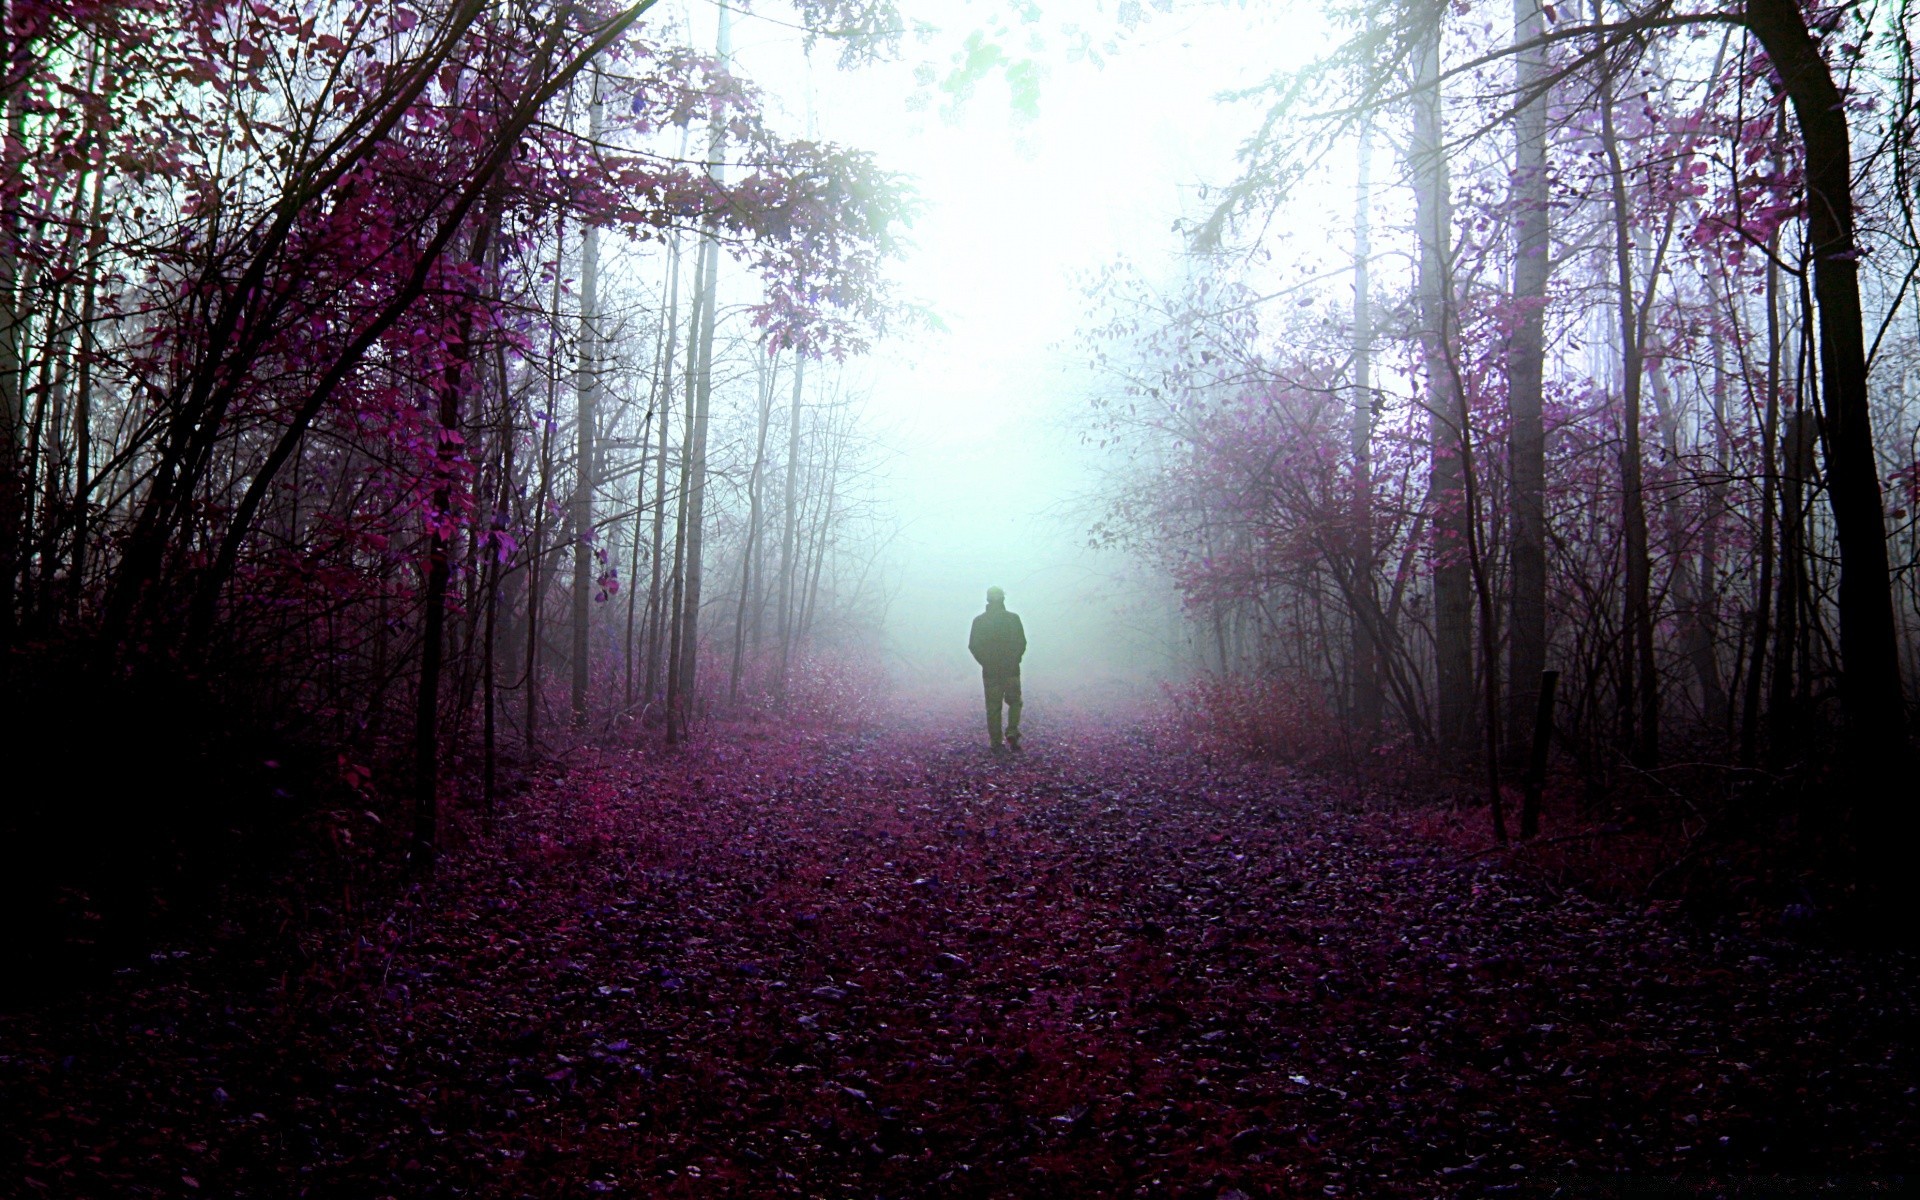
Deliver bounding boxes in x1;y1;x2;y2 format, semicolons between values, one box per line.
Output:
4;712;1917;1198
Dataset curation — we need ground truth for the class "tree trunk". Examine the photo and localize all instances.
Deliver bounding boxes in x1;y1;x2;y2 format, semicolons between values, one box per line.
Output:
801;464;838;647
1770;404;1813;762
1503;0;1551;768
570;70;604;726
776;354;806;702
731;348;775;702
525;216;568;751
1741;0;1909;770
664;236;713;744
1596;25;1659;767
486;343;515;816
1412;6;1474;748
624;408;651;707
1739;214;1783;767
675;1;730;716
482;543;499;816
1350;116;1382;735
644;227;685;703
1700;321;1731;731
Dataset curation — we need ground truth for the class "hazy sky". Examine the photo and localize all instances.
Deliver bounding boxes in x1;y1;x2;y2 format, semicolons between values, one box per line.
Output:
706;2;1332;707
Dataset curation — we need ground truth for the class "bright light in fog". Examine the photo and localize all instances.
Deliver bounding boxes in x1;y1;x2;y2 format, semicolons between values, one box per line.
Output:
720;1;1339;707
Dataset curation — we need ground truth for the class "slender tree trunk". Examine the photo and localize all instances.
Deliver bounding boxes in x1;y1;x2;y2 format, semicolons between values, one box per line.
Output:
678;237;718;709
1770;403;1812;761
624;409;651;707
731;348;774;702
644;227;685;702
776;354;806;702
1739;216;1783;767
1455;334;1510;842
525;217;568;750
1504;0;1552;768
801;464;838;646
802;410;853;646
642;438;670;699
1700;321;1731;731
1350;117;1382;735
1412;6;1474;748
415;529;453;861
570;70;604;726
482;544;499;815
1741;0;1909;774
664;237;713;743
1596;27;1659;767
676;2;730;715
485;345;515;816
627;282;676;710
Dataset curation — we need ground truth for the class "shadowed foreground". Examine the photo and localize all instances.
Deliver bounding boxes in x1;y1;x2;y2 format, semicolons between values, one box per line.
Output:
4;715;1916;1197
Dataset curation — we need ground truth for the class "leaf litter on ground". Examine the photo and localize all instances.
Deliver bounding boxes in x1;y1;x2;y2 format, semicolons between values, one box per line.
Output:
3;714;1915;1197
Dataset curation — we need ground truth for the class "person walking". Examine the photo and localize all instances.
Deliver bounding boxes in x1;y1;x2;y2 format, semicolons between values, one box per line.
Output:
968;586;1027;751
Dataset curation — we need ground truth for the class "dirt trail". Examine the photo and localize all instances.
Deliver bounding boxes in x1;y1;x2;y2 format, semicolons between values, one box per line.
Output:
4;715;1916;1197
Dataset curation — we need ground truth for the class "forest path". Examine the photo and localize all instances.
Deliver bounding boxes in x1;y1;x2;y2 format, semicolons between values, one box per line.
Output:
6;713;1917;1198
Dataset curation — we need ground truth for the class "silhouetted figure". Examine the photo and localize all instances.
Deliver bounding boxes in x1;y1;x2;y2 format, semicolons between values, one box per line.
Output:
968;586;1027;751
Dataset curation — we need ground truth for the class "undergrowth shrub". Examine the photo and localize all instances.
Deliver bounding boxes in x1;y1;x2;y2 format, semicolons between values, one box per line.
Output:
782;652;890;730
1171;671;1352;767
715;646;891;731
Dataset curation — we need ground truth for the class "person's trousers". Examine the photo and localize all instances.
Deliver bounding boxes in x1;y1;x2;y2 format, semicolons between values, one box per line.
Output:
984;672;1022;746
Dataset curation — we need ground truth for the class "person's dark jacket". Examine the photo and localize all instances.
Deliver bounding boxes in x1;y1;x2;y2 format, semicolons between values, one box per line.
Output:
969;602;1027;678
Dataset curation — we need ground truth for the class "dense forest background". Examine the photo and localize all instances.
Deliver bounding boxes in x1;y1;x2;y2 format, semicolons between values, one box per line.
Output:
1;0;1917;964
1079;0;1920;867
0;0;912;855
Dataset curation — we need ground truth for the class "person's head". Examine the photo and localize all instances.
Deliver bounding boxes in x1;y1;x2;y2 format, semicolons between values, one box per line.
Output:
985;586;1006;607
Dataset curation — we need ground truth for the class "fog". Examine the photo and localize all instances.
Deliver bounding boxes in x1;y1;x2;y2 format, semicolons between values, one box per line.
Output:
709;1;1331;715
